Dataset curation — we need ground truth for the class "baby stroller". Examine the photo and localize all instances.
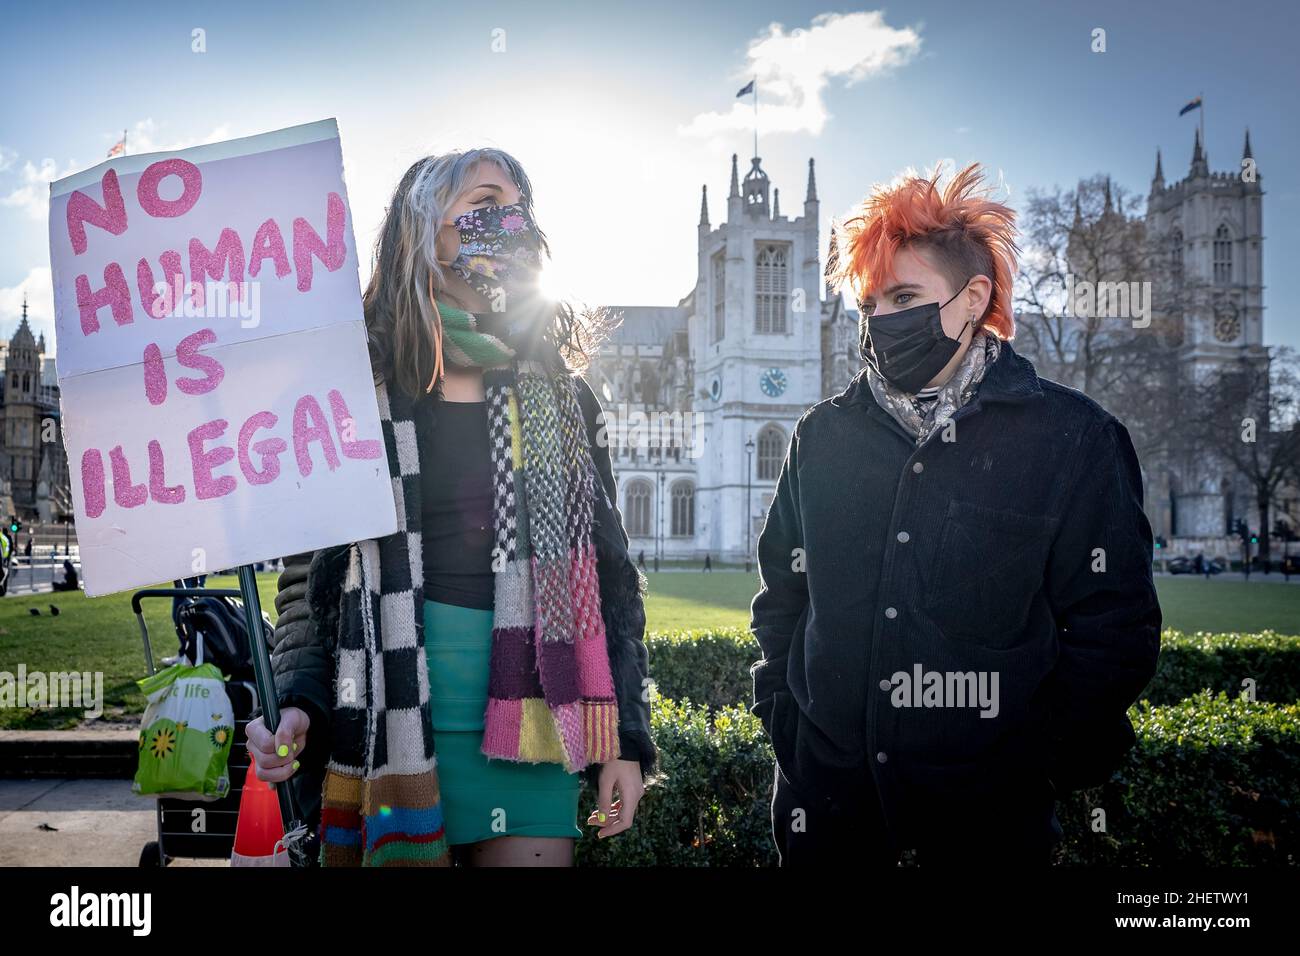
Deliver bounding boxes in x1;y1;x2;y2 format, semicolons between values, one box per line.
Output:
133;575;271;866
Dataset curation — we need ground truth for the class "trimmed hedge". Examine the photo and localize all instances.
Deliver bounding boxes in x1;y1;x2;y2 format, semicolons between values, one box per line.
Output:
645;628;758;713
1146;630;1300;705
647;627;1300;712
1056;692;1299;866
576;697;777;867
576;692;1299;867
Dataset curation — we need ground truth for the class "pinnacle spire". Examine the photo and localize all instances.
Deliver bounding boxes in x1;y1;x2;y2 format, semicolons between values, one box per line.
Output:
772;187;780;219
728;153;740;199
805;157;818;203
1243;128;1253;160
699;184;709;227
1153;148;1164;183
1191;127;1204;166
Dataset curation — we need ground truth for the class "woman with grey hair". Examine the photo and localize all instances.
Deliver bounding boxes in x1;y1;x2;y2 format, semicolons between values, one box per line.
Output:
247;149;656;867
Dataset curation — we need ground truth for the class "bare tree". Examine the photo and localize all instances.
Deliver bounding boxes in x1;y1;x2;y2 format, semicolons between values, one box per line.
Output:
1185;348;1300;560
1013;175;1184;471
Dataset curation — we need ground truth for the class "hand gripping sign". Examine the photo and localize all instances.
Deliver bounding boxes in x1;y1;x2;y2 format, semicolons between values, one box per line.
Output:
49;119;396;597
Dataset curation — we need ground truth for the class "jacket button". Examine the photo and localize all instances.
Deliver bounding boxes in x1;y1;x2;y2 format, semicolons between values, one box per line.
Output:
878;678;892;691
876;751;888;764
912;461;923;474
896;531;910;543
884;606;898;619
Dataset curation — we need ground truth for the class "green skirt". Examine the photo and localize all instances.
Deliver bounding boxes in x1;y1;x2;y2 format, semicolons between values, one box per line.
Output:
423;599;582;845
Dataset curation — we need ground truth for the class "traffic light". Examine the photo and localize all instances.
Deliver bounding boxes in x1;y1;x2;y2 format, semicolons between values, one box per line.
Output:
1250;532;1259;545
7;516;17;534
1154;535;1167;550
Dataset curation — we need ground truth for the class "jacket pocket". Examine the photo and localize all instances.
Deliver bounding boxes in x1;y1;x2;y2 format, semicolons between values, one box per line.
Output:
764;690;801;781
922;500;1058;649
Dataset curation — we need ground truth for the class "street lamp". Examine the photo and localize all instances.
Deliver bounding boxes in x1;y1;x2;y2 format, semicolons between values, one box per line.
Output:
745;436;755;573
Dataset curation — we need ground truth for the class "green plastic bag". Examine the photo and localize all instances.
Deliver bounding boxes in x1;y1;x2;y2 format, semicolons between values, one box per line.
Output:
133;662;234;801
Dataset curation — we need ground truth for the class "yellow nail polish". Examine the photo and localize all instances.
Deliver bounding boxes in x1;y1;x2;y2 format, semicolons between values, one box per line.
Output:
598;812;607;823
277;744;289;757
292;760;300;771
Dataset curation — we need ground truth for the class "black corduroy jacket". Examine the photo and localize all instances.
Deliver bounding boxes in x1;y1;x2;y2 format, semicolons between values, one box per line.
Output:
750;340;1162;844
262;373;658;837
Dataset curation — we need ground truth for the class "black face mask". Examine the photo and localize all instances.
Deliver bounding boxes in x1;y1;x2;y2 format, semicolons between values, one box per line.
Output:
860;281;973;393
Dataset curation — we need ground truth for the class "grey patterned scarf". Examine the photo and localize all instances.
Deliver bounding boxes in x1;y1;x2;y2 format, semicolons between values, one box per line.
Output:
864;331;1003;445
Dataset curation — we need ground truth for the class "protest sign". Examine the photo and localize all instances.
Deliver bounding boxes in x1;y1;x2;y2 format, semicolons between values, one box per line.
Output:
48;119;396;596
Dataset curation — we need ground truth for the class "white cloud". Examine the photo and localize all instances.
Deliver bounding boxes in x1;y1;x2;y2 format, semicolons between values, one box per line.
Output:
0;119;234;223
1;158;80;221
679;10;922;139
0;266;55;349
113;117;233;155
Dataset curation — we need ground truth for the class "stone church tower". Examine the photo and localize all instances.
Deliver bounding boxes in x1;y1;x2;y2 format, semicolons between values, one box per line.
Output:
2;299;46;513
0;297;71;522
585;153;860;564
1146;129;1267;539
690;154;826;561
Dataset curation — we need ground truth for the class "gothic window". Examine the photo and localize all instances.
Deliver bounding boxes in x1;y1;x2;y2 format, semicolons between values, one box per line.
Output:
670;480;695;537
755;244;789;334
1213;224;1233;286
756;424;785;481
1169;229;1183;289
711;253;725;344
625;480;653;537
638;362;660;405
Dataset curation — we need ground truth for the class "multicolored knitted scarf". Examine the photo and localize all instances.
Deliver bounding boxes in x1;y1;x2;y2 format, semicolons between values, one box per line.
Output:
317;300;619;866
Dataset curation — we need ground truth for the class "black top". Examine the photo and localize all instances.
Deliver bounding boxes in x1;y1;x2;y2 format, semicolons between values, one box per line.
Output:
415;398;496;610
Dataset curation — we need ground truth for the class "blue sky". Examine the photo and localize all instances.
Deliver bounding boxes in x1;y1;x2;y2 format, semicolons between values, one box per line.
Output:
3;0;1297;350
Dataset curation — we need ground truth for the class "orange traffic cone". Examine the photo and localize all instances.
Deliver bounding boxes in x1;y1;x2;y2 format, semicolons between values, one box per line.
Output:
230;764;289;867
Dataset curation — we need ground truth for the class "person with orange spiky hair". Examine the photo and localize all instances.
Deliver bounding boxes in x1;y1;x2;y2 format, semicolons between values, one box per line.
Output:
749;162;1161;868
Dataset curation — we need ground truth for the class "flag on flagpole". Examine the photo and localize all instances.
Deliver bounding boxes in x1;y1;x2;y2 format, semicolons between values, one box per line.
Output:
106;131;126;158
1179;96;1203;116
737;78;758;155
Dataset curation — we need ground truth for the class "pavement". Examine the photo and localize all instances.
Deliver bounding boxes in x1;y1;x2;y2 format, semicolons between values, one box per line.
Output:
0;776;223;866
3;558;81;596
1154;570;1300;584
0;730;232;867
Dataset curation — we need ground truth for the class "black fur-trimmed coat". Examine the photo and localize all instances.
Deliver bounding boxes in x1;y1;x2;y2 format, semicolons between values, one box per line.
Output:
264;375;658;835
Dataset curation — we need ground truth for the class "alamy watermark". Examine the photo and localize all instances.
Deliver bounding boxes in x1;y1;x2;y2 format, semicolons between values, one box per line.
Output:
148;277;261;328
886;663;1000;718
595;404;706;459
1065;273;1151;328
1;665;104;719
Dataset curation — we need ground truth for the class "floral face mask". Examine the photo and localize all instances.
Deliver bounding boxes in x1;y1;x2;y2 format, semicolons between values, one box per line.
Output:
446;202;544;301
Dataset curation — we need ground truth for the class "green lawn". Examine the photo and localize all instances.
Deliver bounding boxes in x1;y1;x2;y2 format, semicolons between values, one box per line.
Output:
1;569;1296;729
640;570;1300;635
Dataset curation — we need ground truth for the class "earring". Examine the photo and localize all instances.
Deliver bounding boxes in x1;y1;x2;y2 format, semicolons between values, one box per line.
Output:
426;273;445;393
